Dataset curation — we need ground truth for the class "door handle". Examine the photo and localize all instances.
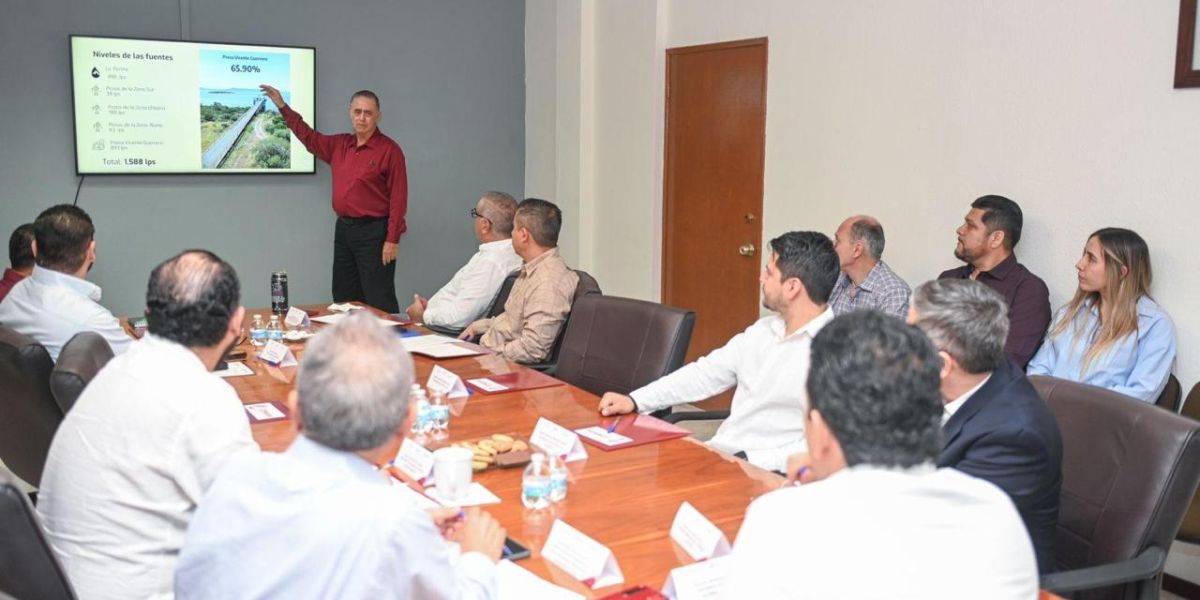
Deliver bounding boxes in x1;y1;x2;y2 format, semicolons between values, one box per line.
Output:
738;243;756;257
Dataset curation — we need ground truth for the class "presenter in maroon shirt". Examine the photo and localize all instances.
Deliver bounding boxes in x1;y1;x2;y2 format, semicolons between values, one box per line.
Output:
0;223;34;303
260;85;407;313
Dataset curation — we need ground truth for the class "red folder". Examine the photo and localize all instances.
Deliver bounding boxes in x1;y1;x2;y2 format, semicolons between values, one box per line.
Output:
464;369;565;394
579;414;691;451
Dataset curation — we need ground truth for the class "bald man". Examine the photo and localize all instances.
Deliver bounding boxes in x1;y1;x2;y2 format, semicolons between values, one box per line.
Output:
828;215;911;317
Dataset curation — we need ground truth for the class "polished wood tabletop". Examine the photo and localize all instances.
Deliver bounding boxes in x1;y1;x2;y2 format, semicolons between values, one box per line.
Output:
225;305;780;598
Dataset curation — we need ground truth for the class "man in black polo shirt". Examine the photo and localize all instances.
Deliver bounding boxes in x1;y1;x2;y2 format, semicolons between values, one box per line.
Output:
939;195;1050;368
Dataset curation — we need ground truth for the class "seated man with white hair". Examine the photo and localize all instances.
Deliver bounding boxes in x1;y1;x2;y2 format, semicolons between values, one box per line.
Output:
175;311;505;599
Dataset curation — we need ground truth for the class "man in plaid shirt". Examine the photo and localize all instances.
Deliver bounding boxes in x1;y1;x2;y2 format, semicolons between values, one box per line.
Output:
829;215;911;318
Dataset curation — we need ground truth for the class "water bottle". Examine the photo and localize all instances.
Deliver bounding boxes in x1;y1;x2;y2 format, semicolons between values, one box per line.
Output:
548;454;569;502
429;391;450;440
409;385;431;443
521;453;552;510
249;314;267;347
266;315;284;342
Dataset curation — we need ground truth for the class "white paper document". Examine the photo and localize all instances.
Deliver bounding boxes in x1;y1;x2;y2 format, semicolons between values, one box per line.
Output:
311;313;402;328
466;377;509;392
427;365;470;398
541;519;624;589
388;478;441;511
215;361;254;378
425;482;501;507
530;418;589;462
574;426;634;447
327;302;365;313
401;334;460;350
669;502;730;562
393;438;435;482
258;340;297;367
497;559;584;600
662;555;731;600
414;344;481;359
244;402;286;421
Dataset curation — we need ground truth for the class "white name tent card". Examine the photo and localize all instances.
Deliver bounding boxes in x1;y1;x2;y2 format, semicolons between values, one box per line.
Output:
243;401;289;423
530;418;589;462
669;502;730;562
426;365;470;399
497;559;584;600
541;519;624;589
393;438;435;483
284;306;310;328
661;555;731;600
258;340;297;367
326;302;365;313
215;361;254;378
574;426;634;447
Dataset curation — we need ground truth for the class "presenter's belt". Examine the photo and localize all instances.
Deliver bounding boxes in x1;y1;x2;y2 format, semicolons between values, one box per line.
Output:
337;215;387;225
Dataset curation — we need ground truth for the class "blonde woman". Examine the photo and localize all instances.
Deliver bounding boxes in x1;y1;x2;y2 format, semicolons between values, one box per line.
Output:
1027;228;1175;402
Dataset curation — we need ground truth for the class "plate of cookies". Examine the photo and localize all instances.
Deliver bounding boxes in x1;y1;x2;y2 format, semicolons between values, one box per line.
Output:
453;434;533;471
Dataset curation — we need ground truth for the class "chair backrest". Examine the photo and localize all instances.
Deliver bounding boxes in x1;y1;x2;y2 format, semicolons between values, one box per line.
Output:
1030;376;1200;594
555;295;695;396
50;331;114;414
1155;373;1182;413
0;326;61;487
484;271;520;319
1175;383;1200;545
0;471;77;600
536;270;602;367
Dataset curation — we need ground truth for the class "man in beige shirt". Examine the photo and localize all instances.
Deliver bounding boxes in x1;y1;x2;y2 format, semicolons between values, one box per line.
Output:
460;198;579;363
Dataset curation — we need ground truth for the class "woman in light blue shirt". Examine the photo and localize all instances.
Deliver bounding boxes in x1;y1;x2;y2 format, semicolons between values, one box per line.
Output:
1027;228;1175;403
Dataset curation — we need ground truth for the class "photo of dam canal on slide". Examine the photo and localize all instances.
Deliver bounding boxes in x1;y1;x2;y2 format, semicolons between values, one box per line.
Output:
198;49;291;169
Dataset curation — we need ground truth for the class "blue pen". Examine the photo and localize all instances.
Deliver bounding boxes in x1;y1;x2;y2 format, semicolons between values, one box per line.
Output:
606;416;622;433
794;466;809;485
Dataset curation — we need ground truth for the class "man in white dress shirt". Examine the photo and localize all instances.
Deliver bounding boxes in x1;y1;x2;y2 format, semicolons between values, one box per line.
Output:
722;311;1038;599
405;191;522;329
597;231;841;472
0;204;131;360
37;250;257;600
176;312;506;599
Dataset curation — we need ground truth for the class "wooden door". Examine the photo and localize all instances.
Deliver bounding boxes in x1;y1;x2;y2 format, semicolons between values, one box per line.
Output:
663;38;767;368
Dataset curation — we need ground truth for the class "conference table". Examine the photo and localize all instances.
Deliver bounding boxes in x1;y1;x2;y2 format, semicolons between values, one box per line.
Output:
217;303;1068;600
224;303;779;598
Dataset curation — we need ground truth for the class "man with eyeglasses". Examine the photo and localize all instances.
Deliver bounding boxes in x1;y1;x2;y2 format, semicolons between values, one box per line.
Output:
405;192;522;329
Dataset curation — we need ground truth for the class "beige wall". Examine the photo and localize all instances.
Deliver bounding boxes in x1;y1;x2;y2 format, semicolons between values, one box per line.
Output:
526;0;1200;578
528;0;1200;388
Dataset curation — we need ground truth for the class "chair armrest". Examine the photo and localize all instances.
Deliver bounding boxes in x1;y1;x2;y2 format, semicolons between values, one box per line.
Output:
662;410;731;424
423;324;464;338
1040;546;1165;593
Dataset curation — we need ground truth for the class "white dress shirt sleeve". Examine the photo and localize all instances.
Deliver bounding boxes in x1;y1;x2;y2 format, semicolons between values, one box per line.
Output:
176;389;258;504
424;257;513;329
630;329;744;413
83;306;134;356
392;515;497;600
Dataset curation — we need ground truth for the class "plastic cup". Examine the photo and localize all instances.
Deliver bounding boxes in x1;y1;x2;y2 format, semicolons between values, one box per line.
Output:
433;447;474;502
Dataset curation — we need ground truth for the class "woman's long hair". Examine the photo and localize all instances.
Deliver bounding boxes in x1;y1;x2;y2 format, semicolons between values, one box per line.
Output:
1048;228;1152;374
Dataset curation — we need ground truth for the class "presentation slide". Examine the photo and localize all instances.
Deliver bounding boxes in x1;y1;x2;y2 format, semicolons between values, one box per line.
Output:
70;35;315;175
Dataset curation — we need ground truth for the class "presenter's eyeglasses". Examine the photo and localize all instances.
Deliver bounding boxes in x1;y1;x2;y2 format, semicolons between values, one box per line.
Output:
469;208;492;225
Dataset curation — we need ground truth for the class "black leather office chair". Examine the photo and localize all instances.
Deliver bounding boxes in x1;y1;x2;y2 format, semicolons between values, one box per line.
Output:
0;326;62;488
555;295;694;397
424;271;521;338
0;470;77;599
1030;376;1200;600
1155;374;1182;414
50;332;114;414
525;270;601;372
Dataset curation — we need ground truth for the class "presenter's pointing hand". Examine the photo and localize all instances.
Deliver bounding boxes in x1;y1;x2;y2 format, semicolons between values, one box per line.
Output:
259;84;285;109
382;242;398;266
598;392;636;416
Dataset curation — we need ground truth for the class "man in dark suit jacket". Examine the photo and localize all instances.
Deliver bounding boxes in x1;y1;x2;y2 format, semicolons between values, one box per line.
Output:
910;279;1063;574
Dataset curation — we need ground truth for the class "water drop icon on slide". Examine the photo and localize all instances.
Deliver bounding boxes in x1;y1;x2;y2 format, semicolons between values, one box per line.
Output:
91;67;100;78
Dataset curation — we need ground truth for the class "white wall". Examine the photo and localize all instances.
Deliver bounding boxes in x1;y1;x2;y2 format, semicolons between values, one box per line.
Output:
525;0;1200;580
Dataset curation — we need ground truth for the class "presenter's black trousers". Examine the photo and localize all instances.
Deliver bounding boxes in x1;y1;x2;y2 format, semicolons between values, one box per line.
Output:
332;216;399;314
